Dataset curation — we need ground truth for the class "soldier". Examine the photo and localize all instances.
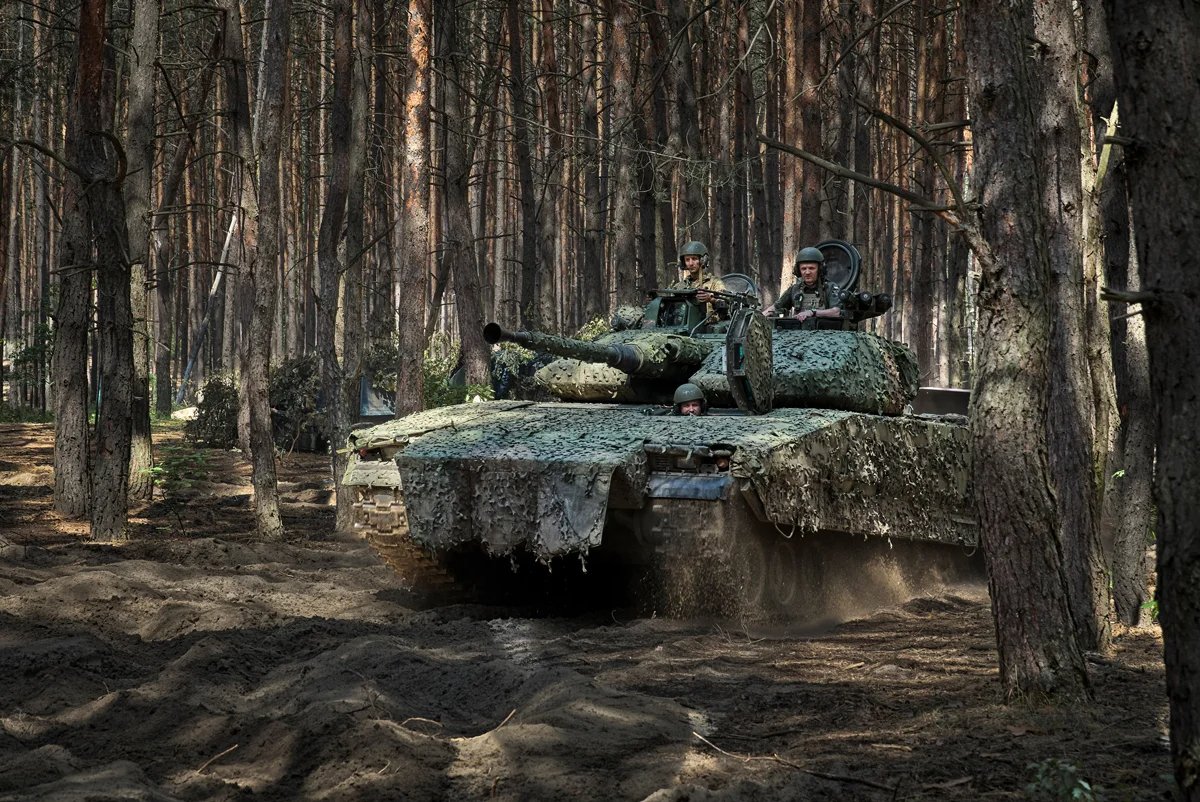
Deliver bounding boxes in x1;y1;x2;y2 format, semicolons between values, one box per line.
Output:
672;383;708;416
763;246;845;329
672;240;726;317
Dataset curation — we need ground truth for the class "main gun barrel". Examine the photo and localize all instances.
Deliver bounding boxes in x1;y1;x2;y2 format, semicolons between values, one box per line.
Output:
483;322;713;380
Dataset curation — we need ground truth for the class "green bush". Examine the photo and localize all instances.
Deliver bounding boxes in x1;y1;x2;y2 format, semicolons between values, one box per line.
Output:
184;355;323;450
185;374;240;447
144;443;211;493
269;353;322;450
363;334;492;411
1025;759;1104;802
0;403;53;424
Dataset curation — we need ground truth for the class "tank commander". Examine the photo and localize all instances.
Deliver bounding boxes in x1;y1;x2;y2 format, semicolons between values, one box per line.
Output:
763;246;845;329
671;240;728;318
672;383;708;416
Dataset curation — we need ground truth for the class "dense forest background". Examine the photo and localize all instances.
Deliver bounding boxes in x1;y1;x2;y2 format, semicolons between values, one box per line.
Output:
1;1;1198;797
0;0;976;417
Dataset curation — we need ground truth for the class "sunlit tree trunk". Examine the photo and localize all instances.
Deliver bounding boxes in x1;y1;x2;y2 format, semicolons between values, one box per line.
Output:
124;0;159;501
395;0;430;416
607;0;639;310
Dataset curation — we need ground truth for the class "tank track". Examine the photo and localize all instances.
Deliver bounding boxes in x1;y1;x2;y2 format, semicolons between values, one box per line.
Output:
351;486;467;603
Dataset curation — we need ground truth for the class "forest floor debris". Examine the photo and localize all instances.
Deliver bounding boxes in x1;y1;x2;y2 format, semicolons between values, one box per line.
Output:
0;423;1172;800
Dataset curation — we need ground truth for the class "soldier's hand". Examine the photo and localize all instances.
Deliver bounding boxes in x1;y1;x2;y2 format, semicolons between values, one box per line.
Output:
696;290;714;302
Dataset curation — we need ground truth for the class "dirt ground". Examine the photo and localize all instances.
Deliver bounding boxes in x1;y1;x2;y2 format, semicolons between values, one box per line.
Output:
0;423;1173;801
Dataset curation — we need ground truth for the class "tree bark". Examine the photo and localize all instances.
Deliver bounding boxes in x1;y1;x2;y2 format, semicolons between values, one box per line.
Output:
52;14;96;519
395;0;431;416
124;0;159;501
797;0;822;247
667;0;708;243
319;0;353;530
222;0;284;539
964;5;1090;700
607;0;639;310
1105;2;1200;796
90;3;134;541
439;2;489;385
1035;0;1110;652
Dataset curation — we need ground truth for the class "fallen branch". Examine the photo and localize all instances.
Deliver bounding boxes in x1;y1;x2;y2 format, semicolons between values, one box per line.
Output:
692;731;897;793
194;743;238;775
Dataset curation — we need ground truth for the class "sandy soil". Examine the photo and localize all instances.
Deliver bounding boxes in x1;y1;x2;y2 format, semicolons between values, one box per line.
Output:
0;423;1173;801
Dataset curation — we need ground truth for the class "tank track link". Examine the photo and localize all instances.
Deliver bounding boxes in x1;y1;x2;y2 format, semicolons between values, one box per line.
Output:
351;486;467;604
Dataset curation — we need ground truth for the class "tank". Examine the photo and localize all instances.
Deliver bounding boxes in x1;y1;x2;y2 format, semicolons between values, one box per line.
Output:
343;241;977;618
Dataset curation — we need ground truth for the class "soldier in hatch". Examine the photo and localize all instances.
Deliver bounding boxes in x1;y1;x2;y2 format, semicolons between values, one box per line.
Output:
671;240;728;319
672;383;708;416
763;246;845;329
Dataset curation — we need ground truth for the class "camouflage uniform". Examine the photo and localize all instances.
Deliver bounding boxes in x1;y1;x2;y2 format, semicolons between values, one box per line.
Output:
671;272;728;319
669;272;726;293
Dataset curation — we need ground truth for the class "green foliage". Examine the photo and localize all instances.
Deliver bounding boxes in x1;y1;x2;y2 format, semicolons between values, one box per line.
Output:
143;443;211;493
8;322;52;387
185;374;240;447
1025;759;1104;802
184;355;325;450
574;315;612;342
269;353;322;450
1140;599;1160;622
0;403;53;423
363;333;493;411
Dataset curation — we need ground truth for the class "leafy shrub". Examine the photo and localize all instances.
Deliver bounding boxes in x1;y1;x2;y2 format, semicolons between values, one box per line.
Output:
184;355;324;450
363;334;492;410
185;374;239;447
1025;759;1104;802
144;443;211;493
0;403;53;424
269;353;322;450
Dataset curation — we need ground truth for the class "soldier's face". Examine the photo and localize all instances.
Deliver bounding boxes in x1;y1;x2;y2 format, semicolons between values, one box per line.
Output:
798;262;819;285
680;400;703;416
682;255;702;274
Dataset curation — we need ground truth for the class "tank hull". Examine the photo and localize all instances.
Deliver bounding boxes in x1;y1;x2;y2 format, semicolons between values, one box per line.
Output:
343;400;977;616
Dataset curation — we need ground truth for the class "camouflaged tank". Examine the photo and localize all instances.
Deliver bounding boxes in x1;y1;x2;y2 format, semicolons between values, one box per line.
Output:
343;241;978;617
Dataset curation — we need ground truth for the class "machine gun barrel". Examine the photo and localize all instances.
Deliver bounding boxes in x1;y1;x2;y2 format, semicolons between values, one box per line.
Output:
483;322;713;380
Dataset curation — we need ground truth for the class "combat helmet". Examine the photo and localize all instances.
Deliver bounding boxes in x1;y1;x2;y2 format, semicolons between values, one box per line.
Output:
672;382;708;414
795;246;826;280
678;240;709;269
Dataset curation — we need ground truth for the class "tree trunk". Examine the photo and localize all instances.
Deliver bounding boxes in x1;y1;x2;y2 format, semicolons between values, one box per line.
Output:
52;0;108;520
667;0;708;243
578;7;606;324
1082;0;1153;629
222;0;283;539
1105;3;1200;797
395;0;431;416
797;0;822;247
506;0;542;329
607;0;639;310
91;3;134;541
1035;0;1110;651
964;5;1090;700
124;0;159;501
319;0;353;530
439;3;489;385
336;0;369;529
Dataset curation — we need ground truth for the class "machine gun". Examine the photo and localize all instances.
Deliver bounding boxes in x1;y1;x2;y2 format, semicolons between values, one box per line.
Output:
650;286;762;311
